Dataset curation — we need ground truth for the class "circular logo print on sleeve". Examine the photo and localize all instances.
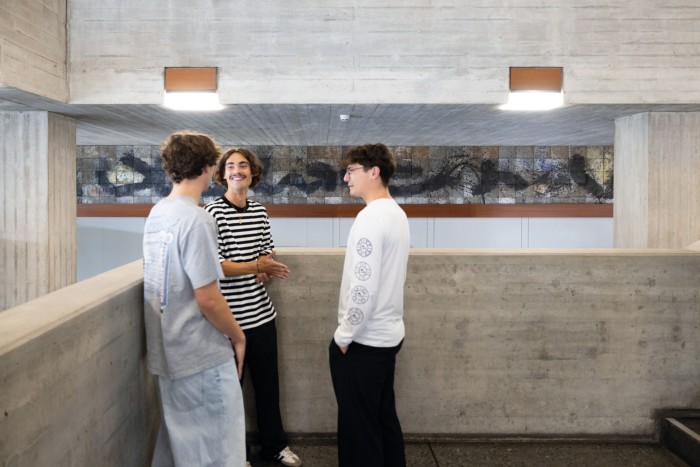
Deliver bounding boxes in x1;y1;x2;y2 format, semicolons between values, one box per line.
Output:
356;238;373;257
347;308;365;325
351;286;369;304
354;261;372;281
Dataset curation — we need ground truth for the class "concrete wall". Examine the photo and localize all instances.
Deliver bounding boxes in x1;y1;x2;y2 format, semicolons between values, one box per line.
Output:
68;0;700;104
614;113;649;248
615;112;700;248
2;249;699;465
270;248;700;438
1;111;77;311
0;261;158;466
0;0;68;101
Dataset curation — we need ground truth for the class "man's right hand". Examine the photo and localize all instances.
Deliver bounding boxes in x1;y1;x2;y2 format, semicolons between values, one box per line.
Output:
257;254;290;279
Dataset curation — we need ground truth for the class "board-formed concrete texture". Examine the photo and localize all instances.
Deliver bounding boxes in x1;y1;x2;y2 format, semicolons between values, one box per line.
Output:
0;262;158;466
2;248;700;464
269;248;700;436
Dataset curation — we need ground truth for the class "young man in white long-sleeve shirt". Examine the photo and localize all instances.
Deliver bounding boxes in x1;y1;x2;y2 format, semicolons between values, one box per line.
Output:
329;143;410;467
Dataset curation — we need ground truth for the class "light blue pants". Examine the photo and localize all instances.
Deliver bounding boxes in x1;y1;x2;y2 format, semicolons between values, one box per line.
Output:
152;359;245;467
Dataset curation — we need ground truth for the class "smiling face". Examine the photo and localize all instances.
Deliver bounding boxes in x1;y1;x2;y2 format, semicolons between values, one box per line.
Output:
344;164;371;198
223;152;252;192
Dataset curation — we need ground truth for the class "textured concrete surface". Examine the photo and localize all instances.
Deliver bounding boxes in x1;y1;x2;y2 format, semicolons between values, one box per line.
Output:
0;261;158;466
247;441;689;467
68;1;700;105
615;112;700;249
1;111;77;311
268;248;700;437
3;249;700;464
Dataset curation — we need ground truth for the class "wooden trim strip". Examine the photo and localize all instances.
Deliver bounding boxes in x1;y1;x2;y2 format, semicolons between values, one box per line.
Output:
77;203;613;218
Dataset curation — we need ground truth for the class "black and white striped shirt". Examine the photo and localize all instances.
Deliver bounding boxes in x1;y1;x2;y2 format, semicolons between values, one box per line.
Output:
204;197;276;330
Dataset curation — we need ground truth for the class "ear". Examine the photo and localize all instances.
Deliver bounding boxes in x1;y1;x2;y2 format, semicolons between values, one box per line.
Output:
370;166;381;180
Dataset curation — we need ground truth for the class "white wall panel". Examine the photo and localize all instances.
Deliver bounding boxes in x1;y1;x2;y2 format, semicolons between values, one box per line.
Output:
77;217;144;281
528;218;613;248
408;218;429;248
76;216;614;281
268;218;311;247
434;218;523;248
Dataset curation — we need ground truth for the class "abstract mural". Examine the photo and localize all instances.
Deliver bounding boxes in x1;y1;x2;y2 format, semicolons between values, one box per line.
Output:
77;145;613;205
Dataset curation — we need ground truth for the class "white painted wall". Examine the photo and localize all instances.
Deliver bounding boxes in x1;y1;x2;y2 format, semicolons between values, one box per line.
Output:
77;216;613;281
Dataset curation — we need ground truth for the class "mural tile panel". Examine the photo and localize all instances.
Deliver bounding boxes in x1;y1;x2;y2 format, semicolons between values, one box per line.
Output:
76;145;614;205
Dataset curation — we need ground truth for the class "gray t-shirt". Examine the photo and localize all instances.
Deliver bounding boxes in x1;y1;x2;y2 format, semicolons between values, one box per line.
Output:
143;196;234;379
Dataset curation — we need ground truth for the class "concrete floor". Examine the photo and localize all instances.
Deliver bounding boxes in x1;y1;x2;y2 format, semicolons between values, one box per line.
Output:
247;441;689;467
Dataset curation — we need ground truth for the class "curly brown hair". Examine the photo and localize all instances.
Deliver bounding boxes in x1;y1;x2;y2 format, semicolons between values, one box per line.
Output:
214;147;264;189
160;131;221;183
342;143;396;187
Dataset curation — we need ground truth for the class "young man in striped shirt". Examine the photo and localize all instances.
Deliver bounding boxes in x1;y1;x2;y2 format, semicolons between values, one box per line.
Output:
204;148;302;467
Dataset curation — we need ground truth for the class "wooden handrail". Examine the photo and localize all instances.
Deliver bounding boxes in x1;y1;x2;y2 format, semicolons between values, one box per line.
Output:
77;203;613;218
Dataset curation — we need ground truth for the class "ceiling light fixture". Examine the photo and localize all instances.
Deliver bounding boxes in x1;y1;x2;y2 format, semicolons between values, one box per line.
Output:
164;67;223;111
500;67;564;111
339;114;350;121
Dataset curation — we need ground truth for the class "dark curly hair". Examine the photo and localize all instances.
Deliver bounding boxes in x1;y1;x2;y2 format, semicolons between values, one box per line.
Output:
342;143;396;187
214;147;264;189
160;131;221;183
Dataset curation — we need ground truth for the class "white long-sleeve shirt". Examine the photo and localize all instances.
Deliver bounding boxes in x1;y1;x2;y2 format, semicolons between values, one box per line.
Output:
334;198;410;348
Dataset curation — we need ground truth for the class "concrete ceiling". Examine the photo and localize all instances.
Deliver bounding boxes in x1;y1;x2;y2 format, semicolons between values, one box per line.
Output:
3;86;700;147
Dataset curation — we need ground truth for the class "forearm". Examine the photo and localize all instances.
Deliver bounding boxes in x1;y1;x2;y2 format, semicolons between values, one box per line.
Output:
206;302;245;344
221;255;289;279
221;259;258;277
195;282;245;343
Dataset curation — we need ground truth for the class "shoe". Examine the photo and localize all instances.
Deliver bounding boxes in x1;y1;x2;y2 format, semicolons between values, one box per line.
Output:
274;446;302;467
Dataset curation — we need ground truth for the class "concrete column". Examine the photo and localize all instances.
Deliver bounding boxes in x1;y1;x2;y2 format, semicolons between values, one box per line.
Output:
614;112;700;248
1;111;77;311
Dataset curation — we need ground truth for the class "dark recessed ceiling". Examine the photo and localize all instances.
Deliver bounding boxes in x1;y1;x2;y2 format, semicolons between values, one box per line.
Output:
3;86;700;147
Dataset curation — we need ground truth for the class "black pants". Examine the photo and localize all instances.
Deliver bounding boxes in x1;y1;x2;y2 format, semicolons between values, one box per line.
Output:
242;320;287;459
329;339;406;467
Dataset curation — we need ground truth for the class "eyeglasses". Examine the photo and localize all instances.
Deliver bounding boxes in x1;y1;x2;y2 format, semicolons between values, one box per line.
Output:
345;166;367;176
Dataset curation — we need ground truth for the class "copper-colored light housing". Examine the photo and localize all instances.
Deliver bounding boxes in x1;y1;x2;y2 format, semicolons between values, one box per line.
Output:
509;67;563;92
164;67;218;91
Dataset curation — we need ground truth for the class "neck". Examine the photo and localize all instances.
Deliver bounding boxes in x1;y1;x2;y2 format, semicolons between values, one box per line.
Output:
225;188;247;208
362;186;392;204
167;181;202;203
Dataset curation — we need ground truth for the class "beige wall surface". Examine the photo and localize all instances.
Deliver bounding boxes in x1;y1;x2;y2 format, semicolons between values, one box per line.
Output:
0;261;157;466
615;112;700;248
1;111;76;311
2;249;698;465
0;0;68;101
614;113;649;248
68;0;700;104
270;248;700;437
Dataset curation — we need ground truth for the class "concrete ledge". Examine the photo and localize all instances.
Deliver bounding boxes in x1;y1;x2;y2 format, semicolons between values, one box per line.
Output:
0;261;158;466
3;248;700;464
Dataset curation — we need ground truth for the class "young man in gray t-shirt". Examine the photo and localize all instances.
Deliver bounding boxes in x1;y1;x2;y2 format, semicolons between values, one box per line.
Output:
143;131;247;466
